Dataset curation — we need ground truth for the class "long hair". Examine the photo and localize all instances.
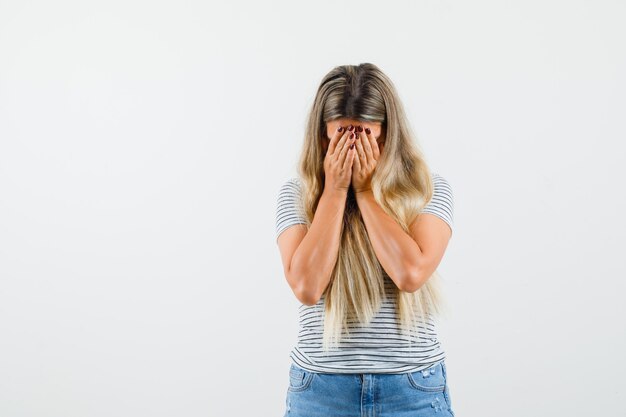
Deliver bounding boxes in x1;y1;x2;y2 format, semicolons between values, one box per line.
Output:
296;63;448;352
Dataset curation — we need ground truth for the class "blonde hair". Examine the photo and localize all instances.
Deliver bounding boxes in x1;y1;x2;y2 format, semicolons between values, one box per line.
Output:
296;63;449;352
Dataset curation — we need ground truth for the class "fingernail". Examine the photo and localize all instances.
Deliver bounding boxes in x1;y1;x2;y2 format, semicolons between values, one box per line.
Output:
350;143;355;149
338;126;343;132
348;125;354;131
350;133;354;139
365;127;371;134
357;126;363;132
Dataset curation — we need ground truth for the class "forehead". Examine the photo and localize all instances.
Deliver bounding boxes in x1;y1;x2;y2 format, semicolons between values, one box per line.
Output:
326;118;382;128
324;118;385;140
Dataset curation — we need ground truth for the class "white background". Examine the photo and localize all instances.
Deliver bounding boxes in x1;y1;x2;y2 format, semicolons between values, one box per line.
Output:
1;1;624;416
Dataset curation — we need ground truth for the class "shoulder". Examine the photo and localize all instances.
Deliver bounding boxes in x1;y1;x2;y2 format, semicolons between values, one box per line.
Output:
278;177;302;197
430;172;453;196
275;177;307;239
422;171;454;232
276;177;305;211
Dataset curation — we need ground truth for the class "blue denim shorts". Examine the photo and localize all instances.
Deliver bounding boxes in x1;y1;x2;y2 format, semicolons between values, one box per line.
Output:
283;361;455;417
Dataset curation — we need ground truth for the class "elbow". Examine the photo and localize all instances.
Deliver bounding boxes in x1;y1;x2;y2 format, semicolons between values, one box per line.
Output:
295;283;320;306
400;263;426;293
288;268;321;306
298;292;320;306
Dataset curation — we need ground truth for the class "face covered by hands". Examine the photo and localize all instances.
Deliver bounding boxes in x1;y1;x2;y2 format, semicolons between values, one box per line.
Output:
324;118;385;193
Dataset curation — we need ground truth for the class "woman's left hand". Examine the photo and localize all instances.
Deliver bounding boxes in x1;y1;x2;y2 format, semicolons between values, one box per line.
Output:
351;127;382;193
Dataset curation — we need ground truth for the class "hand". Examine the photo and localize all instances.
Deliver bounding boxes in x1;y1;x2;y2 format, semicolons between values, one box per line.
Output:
351;126;380;193
323;125;357;192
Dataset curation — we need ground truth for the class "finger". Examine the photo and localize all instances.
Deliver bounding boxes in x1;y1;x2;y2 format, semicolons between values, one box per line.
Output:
354;133;367;167
341;139;355;171
359;128;375;162
351;141;361;173
343;140;356;171
355;132;371;168
365;127;380;160
331;127;352;158
328;125;347;155
338;132;355;168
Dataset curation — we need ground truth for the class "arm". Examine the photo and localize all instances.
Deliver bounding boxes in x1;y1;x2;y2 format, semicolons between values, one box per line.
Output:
278;187;348;305
355;190;452;292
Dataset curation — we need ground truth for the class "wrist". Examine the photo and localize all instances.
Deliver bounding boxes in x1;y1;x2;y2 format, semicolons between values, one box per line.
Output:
354;188;374;205
322;187;348;201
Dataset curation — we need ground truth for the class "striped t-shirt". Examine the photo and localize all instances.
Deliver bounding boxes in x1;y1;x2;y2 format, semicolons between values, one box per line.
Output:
275;173;454;374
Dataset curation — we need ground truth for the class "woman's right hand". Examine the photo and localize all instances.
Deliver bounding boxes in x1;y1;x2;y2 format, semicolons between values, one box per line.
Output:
323;125;356;193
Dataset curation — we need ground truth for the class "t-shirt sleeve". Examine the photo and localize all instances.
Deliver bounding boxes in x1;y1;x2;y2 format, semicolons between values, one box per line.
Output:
421;173;454;234
275;178;308;242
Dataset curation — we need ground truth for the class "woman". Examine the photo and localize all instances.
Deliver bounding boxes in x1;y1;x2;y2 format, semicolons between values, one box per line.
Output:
275;63;456;417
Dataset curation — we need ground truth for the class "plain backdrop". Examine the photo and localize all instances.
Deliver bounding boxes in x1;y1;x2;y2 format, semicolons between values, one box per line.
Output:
1;1;624;416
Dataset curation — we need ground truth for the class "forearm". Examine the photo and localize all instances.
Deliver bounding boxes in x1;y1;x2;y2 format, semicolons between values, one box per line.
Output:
355;190;422;291
290;188;347;304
